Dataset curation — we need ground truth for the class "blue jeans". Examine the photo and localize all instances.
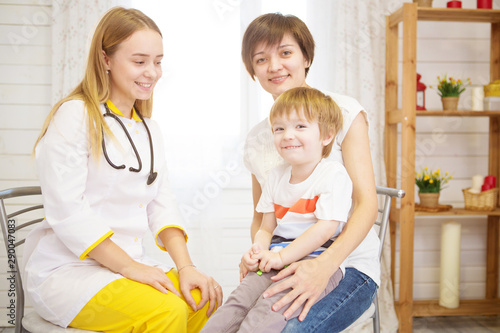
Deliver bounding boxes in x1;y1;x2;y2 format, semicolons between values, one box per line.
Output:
282;267;377;333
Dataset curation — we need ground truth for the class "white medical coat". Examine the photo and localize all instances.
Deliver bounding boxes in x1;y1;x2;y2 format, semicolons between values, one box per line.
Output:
22;100;186;327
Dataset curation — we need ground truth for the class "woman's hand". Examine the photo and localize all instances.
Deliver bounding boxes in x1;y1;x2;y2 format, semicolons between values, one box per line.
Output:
263;257;336;321
178;266;223;317
158;227;222;315
121;261;181;296
88;238;182;296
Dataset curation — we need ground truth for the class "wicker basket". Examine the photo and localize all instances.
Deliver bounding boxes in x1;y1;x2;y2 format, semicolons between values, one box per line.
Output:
462;187;499;211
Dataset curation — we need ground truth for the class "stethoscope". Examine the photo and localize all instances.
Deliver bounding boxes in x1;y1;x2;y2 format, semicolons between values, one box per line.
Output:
102;103;158;186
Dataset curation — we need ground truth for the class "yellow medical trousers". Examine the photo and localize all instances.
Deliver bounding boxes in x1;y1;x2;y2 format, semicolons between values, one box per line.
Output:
70;269;211;333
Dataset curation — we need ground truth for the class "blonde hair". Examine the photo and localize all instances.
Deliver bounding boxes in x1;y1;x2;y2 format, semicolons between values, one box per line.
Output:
241;13;315;80
270;87;342;158
34;7;161;158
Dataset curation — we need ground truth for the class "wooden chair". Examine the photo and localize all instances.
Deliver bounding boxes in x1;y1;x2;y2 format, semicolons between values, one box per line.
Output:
0;186;101;333
342;185;405;333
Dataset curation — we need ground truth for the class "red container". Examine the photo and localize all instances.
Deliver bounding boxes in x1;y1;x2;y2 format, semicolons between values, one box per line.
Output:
477;0;492;9
447;0;462;7
482;184;492;191
484;175;497;187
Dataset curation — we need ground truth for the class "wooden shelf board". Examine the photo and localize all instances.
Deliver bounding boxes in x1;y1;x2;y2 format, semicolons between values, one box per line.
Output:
389;7;500;26
417;8;500;23
417;110;500;116
415;207;500;216
389;207;500;220
410;299;500;317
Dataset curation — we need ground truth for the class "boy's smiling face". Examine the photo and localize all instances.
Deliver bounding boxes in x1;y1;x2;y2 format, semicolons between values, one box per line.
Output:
271;109;332;170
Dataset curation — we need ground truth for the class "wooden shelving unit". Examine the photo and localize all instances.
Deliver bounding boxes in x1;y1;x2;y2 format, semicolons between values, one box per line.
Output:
385;4;500;332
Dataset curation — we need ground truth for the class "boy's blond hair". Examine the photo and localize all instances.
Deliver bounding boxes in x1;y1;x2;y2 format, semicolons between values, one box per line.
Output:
270;87;343;158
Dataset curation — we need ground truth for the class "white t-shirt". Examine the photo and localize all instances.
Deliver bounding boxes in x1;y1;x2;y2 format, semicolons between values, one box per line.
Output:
257;160;352;273
244;91;380;286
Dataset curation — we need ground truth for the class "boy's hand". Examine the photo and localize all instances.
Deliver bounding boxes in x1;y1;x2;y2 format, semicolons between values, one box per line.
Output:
256;250;284;272
241;244;260;272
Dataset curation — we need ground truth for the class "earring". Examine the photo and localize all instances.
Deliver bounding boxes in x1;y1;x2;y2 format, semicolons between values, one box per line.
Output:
106;70;110;74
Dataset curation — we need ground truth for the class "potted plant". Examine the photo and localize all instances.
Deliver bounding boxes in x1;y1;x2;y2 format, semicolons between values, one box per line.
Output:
433;75;471;110
415;167;453;207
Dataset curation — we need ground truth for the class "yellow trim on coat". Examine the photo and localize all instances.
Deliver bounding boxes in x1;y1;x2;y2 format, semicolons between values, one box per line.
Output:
155;225;188;251
106;100;142;122
79;230;115;260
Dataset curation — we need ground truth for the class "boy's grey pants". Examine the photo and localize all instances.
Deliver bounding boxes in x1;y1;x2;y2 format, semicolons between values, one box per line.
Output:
201;262;343;333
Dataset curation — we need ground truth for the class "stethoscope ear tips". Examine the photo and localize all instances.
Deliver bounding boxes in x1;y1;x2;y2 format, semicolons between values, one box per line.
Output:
147;172;158;186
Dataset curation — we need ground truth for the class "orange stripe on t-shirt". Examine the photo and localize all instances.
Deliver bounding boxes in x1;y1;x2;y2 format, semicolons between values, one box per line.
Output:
274;204;290;219
274;196;319;219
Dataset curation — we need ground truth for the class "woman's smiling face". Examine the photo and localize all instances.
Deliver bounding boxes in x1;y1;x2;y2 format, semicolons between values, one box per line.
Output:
251;34;310;100
104;28;163;110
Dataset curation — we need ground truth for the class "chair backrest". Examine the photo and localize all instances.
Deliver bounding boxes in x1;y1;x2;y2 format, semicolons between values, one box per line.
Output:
0;186;43;333
375;186;405;259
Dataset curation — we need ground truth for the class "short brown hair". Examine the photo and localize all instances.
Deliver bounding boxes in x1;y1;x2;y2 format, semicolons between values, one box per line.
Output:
241;13;315;80
270;87;342;158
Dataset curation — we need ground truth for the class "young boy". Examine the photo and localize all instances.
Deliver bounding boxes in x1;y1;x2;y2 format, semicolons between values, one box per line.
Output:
201;87;352;333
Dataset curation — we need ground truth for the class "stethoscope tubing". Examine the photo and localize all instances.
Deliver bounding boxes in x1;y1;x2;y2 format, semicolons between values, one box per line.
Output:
102;103;157;185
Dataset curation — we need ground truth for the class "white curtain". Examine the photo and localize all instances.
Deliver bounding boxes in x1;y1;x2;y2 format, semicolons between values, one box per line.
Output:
306;1;403;332
51;0;127;103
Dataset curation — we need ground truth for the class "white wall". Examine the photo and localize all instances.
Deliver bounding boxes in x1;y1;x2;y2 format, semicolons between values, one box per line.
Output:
0;0;51;326
0;0;498;328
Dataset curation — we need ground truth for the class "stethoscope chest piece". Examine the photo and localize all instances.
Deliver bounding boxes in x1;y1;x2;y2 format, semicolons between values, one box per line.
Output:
147;171;158;186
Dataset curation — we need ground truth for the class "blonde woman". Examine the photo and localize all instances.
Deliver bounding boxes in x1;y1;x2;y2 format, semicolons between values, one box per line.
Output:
24;7;221;332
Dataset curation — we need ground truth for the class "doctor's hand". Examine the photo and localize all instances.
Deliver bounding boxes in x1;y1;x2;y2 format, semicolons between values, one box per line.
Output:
88;238;180;296
178;265;223;317
121;261;181;297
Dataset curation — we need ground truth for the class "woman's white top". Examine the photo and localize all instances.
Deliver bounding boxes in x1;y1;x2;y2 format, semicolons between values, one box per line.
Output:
243;91;380;286
22;100;186;327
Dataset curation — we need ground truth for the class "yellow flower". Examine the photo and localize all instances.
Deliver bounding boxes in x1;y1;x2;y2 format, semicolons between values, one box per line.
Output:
429;179;434;184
